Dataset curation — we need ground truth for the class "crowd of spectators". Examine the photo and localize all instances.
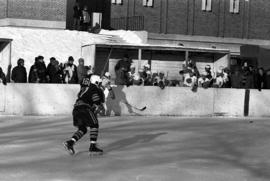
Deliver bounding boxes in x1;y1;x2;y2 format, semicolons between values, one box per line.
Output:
0;56;92;85
0;54;270;92
114;55;270;91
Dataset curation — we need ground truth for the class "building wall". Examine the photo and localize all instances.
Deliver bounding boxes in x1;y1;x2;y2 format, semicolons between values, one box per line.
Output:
110;0;270;41
1;0;66;21
0;0;66;29
223;0;243;38
166;0;188;35
0;0;7;19
249;0;270;40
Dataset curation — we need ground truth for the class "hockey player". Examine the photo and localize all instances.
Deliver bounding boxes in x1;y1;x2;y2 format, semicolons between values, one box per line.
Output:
63;75;104;155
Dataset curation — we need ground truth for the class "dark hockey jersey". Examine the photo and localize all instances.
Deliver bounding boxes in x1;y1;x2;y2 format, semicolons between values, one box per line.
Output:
75;83;105;108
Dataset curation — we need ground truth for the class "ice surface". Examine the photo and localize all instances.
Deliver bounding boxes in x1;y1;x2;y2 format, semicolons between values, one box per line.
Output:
0;116;270;181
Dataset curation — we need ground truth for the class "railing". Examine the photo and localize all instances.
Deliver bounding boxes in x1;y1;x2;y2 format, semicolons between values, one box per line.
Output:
110;16;144;31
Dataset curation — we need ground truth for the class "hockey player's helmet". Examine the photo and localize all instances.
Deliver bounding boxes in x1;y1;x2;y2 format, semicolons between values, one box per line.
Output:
90;75;101;86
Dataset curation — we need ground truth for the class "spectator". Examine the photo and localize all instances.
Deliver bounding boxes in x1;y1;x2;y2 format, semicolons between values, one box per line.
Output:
184;71;197;89
168;80;180;87
265;69;270;89
182;59;199;89
81;6;90;31
0;66;7;85
77;58;88;84
255;67;266;91
248;65;256;88
89;23;101;34
28;57;40;83
213;69;224;88
47;57;62;83
11;58;27;83
141;64;152;85
73;0;82;30
53;60;63;83
127;64;142;86
35;55;47;83
152;72;159;86
156;71;167;89
115;54;132;85
63;56;78;84
204;65;213;88
198;65;212;88
240;62;254;89
223;67;231;88
178;70;185;87
231;68;241;88
87;65;94;76
46;57;55;82
144;70;152;86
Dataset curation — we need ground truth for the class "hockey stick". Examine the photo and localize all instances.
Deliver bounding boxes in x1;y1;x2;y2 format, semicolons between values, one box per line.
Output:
120;100;147;111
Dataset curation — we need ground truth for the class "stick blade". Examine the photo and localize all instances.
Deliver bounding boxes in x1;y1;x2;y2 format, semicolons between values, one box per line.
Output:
140;106;147;111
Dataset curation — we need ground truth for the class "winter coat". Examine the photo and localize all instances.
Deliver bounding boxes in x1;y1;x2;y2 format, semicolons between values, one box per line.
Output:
11;65;27;83
114;59;131;85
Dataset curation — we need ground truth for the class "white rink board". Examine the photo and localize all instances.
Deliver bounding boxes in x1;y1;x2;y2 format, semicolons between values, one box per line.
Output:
0;84;252;117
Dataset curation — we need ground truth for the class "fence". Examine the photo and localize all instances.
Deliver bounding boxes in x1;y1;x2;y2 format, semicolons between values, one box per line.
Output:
110;16;144;31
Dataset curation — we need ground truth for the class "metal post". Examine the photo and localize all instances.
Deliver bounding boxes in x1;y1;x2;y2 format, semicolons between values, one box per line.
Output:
9;41;12;66
6;41;12;82
185;50;189;66
136;49;142;74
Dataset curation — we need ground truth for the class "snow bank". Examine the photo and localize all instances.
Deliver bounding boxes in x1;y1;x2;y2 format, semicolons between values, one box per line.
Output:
0;27;147;74
99;29;148;44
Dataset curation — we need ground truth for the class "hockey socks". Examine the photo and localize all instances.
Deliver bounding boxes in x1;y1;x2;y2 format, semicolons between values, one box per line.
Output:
72;129;86;142
89;128;103;154
64;126;87;155
90;128;98;142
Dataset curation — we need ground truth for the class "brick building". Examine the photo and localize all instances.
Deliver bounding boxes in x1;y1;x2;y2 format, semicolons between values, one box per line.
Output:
0;0;67;29
0;0;269;56
0;0;111;30
110;0;270;55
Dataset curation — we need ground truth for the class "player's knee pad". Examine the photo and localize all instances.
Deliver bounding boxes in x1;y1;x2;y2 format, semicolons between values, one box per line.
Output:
78;126;87;135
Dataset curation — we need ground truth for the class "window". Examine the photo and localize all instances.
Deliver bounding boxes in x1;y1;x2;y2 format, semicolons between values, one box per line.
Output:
230;0;239;14
143;0;154;7
92;12;102;27
202;0;212;11
112;0;123;5
116;0;123;5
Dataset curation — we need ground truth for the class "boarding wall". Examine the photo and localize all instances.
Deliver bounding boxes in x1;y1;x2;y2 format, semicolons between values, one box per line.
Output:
0;84;269;117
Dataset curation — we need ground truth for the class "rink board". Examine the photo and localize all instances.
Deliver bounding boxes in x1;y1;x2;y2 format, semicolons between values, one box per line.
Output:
0;84;260;116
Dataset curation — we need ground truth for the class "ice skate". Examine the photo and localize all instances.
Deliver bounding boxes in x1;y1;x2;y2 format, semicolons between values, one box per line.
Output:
63;140;75;155
89;143;103;156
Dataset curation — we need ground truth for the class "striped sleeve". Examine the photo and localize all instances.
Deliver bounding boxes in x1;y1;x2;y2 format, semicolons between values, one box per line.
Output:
92;93;100;102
